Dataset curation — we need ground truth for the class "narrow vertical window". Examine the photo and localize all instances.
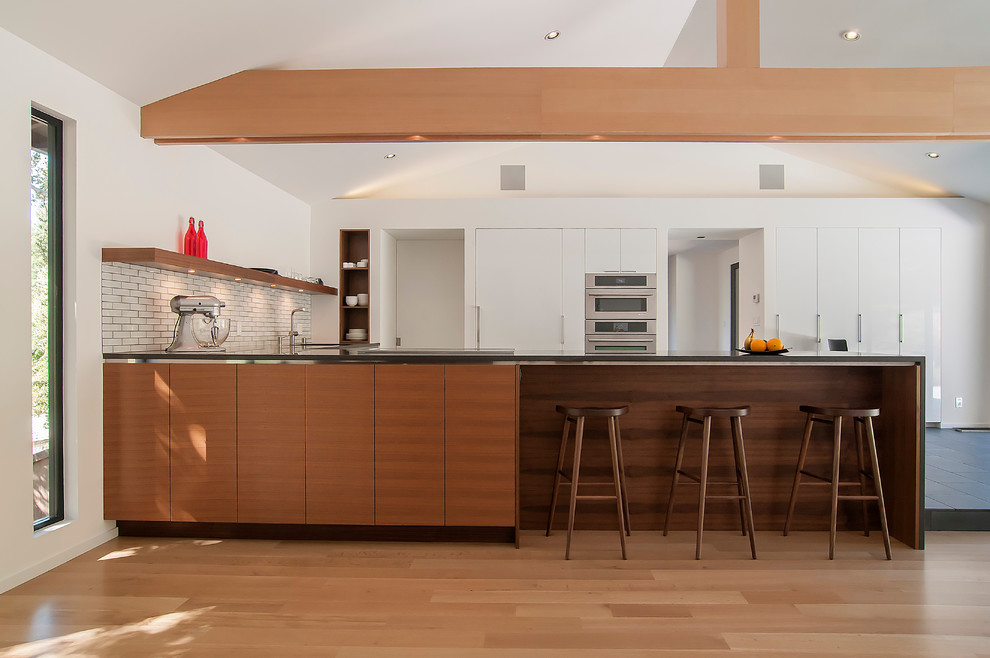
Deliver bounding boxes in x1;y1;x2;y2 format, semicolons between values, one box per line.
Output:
31;108;63;530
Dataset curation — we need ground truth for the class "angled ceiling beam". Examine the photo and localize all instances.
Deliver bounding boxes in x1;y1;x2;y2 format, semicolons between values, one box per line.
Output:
141;66;990;144
717;0;760;68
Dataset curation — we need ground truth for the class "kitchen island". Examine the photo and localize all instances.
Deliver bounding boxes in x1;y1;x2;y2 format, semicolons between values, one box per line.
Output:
103;349;924;549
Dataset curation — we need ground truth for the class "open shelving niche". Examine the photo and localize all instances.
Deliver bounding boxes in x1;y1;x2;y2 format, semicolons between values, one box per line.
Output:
101;247;338;295
339;230;370;344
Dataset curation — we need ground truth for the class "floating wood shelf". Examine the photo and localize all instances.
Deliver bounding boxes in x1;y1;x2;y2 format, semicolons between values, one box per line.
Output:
102;247;337;295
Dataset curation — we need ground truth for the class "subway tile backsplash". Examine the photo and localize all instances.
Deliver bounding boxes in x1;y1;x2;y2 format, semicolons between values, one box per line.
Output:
101;263;312;353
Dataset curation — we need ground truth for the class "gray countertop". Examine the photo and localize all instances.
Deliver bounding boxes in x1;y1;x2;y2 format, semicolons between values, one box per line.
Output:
103;346;924;366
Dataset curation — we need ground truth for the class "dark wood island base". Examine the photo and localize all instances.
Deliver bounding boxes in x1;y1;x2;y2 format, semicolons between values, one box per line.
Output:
519;362;922;549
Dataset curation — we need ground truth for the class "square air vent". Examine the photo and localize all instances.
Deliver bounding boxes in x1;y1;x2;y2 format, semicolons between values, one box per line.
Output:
759;164;785;190
500;164;525;190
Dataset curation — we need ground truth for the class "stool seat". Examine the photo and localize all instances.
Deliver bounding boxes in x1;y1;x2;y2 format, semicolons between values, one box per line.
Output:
799;405;880;418
556;405;630;418
784;405;891;560
676;405;750;418
664;404;757;560
546;403;631;559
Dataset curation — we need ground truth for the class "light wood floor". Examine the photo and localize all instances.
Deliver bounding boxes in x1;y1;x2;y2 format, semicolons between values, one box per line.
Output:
1;530;989;657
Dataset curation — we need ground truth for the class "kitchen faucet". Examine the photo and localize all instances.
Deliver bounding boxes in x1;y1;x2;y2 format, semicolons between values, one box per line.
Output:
283;307;308;354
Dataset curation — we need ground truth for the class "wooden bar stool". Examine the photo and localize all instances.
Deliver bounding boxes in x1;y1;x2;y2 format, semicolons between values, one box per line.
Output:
783;405;892;560
546;404;631;559
663;405;757;560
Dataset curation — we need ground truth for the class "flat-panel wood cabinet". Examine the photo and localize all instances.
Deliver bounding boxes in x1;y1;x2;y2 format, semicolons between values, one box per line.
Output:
375;365;445;525
237;364;305;523
306;364;375;524
776;227;819;351
103;363;170;521
586;228;657;273
444;365;516;526
169;363;237;522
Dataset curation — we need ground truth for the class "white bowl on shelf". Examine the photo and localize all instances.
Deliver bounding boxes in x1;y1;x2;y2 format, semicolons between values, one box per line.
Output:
357;293;369;305
345;296;358;306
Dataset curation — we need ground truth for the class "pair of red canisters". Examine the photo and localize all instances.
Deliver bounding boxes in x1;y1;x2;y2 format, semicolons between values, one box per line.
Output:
183;217;208;258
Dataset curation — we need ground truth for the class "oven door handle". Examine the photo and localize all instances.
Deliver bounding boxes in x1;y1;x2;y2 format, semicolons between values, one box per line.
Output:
587;337;656;343
587;291;655;297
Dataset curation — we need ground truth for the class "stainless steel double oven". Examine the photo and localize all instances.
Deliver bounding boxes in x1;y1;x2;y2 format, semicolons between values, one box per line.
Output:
584;273;658;353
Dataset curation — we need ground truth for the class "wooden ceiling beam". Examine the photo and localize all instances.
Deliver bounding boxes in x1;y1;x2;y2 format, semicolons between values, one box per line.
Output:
141;66;990;144
717;0;761;68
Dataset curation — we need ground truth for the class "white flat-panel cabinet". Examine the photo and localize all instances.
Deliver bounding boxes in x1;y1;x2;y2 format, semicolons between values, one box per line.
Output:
476;229;570;351
900;227;941;422
776;228;819;352
859;228;900;354
585;228;656;273
818;228;859;353
620;229;658;273
561;229;586;351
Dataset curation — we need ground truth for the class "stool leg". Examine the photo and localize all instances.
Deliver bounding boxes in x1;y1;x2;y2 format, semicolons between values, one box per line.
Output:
565;416;585;560
732;416;759;560
546;417;571;536
854;418;871;537
607;417;628;559
863;418;893;560
783;413;815;536
828;416;843;560
695;415;712;560
614;418;632;536
663;412;691;536
729;420;747;536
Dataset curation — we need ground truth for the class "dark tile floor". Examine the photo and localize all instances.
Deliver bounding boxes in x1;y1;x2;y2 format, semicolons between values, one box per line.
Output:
925;428;990;509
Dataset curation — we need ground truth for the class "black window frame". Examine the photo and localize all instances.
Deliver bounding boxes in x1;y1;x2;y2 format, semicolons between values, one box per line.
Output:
32;106;64;531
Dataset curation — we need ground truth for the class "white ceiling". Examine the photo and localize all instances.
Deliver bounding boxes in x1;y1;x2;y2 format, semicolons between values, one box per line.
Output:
3;0;990;205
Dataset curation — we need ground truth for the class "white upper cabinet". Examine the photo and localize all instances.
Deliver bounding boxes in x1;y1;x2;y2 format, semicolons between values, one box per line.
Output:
818;228;859;352
859;228;900;355
476;228;584;351
586;228;657;273
776;227;819;352
900;227;941;422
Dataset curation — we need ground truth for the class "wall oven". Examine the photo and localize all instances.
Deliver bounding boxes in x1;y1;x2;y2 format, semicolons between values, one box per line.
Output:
585;320;657;353
584;273;657;320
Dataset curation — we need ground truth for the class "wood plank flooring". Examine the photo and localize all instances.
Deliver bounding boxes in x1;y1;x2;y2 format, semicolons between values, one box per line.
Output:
1;531;988;656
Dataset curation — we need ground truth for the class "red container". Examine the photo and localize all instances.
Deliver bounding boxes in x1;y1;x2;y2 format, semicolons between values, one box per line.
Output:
183;217;196;255
196;220;208;259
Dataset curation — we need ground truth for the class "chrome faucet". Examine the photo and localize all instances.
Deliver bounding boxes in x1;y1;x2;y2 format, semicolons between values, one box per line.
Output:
284;307;308;354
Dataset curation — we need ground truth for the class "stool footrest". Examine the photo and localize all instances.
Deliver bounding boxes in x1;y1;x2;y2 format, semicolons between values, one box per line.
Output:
705;494;746;500
838;495;881;501
575;495;620;502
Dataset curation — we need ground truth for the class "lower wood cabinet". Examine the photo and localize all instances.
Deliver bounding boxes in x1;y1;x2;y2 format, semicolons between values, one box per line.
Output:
445;365;517;526
103;363;170;521
169;363;237;522
306;364;375;524
374;364;446;525
237;364;306;523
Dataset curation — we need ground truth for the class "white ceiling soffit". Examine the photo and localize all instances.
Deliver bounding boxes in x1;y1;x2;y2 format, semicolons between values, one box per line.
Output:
211;141;951;203
761;0;990;68
0;0;697;107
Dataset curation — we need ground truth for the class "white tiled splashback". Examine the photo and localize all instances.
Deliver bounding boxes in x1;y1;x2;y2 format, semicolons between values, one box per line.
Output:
102;263;312;353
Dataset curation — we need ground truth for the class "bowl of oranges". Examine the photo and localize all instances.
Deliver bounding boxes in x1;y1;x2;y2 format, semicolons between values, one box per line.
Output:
737;332;788;354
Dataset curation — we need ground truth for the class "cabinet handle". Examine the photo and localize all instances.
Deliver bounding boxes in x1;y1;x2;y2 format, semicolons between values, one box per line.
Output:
899;314;903;343
858;314;862;343
476;305;481;347
560;315;565;345
817;314;821;344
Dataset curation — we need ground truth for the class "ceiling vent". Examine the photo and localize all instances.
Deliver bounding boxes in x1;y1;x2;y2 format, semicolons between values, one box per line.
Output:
500;164;526;191
759;164;785;190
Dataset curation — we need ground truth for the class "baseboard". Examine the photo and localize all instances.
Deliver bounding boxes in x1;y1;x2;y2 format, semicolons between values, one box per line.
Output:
0;526;119;594
117;521;515;543
924;508;990;531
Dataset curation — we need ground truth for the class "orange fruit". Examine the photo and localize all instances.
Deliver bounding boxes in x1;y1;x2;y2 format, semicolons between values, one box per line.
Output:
750;338;767;351
767;338;783;351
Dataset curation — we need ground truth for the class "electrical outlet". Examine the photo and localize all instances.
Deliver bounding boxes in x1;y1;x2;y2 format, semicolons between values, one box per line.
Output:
955;397;963;408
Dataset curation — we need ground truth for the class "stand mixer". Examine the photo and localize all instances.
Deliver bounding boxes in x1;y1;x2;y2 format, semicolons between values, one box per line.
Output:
165;295;229;352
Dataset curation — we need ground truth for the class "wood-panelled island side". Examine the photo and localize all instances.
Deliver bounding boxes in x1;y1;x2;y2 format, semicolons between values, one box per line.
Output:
103;351;924;549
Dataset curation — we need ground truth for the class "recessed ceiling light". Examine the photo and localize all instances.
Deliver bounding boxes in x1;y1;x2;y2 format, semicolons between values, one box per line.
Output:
384;153;396;159
234;277;241;281
841;30;861;41
187;269;195;274
926;152;940;158
545;30;560;40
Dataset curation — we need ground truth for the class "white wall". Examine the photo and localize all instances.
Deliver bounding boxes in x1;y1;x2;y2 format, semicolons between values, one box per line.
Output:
396;239;465;348
668;245;738;351
311;196;990;427
0;26;311;592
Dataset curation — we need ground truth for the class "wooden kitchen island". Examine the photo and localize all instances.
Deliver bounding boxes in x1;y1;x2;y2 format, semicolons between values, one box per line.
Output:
103;350;924;549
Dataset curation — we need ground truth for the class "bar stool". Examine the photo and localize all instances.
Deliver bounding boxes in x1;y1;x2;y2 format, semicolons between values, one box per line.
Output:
545;404;631;559
663;405;757;560
783;405;892;560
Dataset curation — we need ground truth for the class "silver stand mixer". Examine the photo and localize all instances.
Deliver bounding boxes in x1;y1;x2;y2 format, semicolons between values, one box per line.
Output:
165;295;228;352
